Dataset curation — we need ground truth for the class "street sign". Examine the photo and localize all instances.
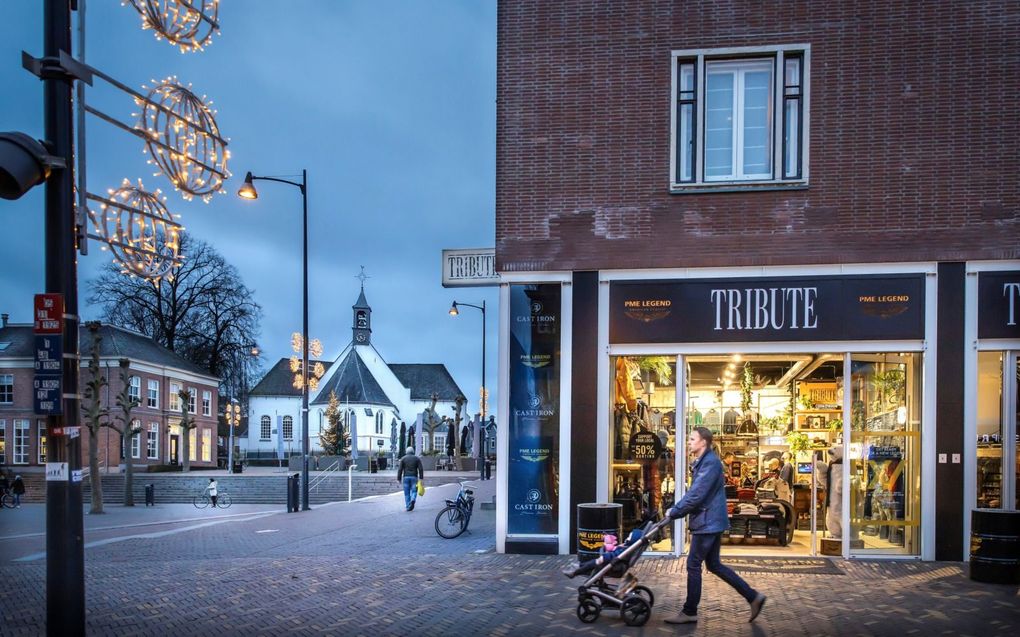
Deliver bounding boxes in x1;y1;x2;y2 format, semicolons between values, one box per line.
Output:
34;334;63;374
34;376;63;415
441;248;499;287
33;293;64;334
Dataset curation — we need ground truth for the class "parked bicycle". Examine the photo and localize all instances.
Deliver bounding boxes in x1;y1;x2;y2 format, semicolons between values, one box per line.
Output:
0;490;14;509
435;482;476;539
193;492;232;509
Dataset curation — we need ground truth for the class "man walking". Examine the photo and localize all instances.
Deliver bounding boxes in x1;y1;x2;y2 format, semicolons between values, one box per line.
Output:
665;426;765;624
397;446;424;511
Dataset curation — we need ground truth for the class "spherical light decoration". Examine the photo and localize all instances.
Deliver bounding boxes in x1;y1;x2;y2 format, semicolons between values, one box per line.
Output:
126;0;220;53
89;178;183;281
138;77;230;202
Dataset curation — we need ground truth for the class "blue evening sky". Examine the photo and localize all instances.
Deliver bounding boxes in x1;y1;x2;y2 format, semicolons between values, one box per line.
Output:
0;1;498;417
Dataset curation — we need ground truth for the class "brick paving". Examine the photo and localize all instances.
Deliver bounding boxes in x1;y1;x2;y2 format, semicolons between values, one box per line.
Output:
1;479;1017;636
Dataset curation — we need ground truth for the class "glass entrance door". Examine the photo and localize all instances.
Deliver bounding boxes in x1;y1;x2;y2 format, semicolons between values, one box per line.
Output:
976;351;1019;511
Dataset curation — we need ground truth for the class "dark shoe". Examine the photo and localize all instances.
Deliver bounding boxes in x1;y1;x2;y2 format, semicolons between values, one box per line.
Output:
562;567;580;579
409;500;415;511
748;594;766;622
664;613;698;624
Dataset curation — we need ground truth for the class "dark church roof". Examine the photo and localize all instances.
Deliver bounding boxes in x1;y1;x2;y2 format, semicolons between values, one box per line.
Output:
250;357;333;397
389;364;466;402
309;350;393;407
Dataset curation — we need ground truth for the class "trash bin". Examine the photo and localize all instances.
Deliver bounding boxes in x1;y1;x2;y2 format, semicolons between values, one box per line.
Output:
970;509;1020;584
377;457;387;471
232;461;243;474
287;474;300;512
144;483;155;507
483;459;492;480
576;503;622;563
370;459;378;474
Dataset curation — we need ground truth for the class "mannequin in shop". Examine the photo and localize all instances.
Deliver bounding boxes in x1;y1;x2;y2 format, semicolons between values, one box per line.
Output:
778;452;794;487
815;445;844;539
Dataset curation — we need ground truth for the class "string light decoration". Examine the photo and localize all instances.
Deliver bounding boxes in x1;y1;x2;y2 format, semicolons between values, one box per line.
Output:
137;77;230;202
290;333;326;391
125;0;221;53
86;178;184;281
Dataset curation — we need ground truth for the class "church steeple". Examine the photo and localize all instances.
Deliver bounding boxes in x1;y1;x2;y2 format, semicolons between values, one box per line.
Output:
353;267;371;346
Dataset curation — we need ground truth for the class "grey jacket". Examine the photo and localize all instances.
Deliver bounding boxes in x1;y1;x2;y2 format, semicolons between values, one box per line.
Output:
397;454;424;481
668;449;729;534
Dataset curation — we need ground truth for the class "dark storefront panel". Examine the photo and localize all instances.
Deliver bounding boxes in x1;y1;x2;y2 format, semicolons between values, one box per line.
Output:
977;271;1020;339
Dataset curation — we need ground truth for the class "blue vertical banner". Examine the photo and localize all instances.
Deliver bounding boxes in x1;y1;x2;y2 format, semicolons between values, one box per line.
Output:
276;415;285;461
507;284;561;535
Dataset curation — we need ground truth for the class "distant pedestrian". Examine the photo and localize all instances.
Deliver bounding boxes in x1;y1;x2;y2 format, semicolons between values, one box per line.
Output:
205;478;218;508
397;446;424;511
665;427;765;625
12;474;25;508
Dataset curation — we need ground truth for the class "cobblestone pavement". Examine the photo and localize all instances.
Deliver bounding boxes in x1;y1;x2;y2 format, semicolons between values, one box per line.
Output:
1;479;1017;636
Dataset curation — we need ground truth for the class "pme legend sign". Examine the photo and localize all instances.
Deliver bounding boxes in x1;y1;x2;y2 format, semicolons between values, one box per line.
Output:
442;248;498;287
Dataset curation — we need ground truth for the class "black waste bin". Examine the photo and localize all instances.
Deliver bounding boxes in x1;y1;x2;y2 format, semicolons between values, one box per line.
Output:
370;459;378;474
377;457;387;471
232;461;243;474
287;474;300;512
144;483;155;507
576;503;622;563
970;509;1020;584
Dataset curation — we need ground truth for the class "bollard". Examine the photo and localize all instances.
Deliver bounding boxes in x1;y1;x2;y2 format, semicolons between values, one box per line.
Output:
291;473;300;512
144;483;155;506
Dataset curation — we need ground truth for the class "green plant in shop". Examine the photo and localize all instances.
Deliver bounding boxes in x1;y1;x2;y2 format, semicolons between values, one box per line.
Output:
786;431;811;454
638;356;673;385
872;368;905;408
828;418;843;433
740;362;754;414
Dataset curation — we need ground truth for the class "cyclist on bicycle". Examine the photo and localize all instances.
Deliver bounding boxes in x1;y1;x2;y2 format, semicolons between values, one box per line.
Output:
205;478;218;508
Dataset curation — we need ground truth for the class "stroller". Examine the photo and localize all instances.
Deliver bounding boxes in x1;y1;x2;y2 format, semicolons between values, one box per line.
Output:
572;515;672;627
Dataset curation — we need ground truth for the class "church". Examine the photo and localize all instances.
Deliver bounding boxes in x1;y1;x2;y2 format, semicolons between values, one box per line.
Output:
243;286;467;460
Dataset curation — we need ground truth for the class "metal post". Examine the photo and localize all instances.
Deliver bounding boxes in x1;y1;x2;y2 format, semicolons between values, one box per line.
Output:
44;0;85;634
301;169;310;511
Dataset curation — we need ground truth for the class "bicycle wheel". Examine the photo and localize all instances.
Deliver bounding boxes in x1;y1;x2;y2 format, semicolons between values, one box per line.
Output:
217;493;232;508
193;495;209;509
0;493;12;509
435;505;467;538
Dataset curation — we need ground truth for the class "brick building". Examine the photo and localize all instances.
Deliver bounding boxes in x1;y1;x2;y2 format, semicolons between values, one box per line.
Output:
492;1;1019;562
0;318;220;474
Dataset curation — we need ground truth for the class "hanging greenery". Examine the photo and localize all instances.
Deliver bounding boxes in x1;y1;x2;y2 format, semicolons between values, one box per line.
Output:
638;356;673;386
740;362;754;414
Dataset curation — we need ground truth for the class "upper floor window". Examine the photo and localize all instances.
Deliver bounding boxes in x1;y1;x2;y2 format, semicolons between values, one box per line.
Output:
147;380;159;409
187;388;197;414
169;382;182;411
0;374;13;404
128;376;141;402
672;44;808;191
202;390;212;417
260;415;271;441
282;415;293;441
375;411;384;435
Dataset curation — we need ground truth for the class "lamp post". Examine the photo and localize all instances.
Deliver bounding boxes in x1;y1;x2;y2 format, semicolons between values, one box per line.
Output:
238;170;311;511
449;300;486;461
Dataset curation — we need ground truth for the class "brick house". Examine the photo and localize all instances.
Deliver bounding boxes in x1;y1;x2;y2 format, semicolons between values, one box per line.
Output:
0;317;220;473
493;1;1018;561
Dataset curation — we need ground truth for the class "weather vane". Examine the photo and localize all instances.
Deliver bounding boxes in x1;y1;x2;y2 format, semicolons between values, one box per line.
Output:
356;266;370;289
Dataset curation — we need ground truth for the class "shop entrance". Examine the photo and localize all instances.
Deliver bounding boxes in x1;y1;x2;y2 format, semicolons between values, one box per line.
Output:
976;351;1020;512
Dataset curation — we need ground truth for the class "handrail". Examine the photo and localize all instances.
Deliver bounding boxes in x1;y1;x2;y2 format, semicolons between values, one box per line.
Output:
308;459;342;493
80;459;107;482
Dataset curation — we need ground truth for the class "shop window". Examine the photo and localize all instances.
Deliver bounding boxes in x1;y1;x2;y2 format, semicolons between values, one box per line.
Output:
673;45;807;190
128;376;141;402
202;429;212;462
37;421;47;464
0;374;12;404
147;380;159;409
283;416;293;441
611;356;677;553
202;390;211;417
848;353;923;556
260;415;271;441
13;419;29;464
147;423;159;460
976;351;1020;511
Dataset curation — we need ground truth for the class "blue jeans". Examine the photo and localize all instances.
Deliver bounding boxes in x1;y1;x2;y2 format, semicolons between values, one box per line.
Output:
683;532;757;615
402;476;419;509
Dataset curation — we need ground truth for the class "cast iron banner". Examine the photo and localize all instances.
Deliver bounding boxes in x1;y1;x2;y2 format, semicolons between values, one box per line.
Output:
610;274;925;344
507;284;561;535
977;271;1020;339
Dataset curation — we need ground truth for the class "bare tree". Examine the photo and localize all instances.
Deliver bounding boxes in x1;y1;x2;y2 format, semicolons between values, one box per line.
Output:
178;388;197;472
109;359;142;506
81;323;109;514
423;393;441;453
88;233;263;383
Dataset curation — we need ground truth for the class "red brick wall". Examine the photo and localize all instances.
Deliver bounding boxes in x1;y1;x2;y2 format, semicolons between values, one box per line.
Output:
495;0;1020;272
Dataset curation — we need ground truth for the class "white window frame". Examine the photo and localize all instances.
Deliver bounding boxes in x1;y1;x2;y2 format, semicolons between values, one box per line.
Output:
189;428;197;462
202;390;212;417
37;420;47;464
0;374;13;404
169;382;182;411
375;411;384;435
128;375;141;402
260;415;271;441
13;419;29;464
187;388;197;414
147;380;159;409
147;423;159;460
131;420;142;459
670;44;810;192
201;428;212;462
282;415;293;441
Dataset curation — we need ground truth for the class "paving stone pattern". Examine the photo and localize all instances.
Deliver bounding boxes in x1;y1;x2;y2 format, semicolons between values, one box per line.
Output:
1;479;1017;636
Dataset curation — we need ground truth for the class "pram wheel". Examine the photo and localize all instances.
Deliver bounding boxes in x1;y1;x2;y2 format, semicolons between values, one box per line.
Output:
621;595;651;627
576;596;601;623
633;585;654;607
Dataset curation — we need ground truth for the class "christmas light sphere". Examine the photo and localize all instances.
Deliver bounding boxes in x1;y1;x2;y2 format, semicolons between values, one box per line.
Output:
94;179;182;281
126;0;220;53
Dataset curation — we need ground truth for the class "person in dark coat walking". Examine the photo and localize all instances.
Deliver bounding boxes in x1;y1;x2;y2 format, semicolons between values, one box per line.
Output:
396;446;424;511
665;427;765;624
11;474;26;508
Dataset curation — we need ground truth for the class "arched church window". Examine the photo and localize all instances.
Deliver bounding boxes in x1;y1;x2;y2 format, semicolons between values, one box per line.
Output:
282;416;293;440
356;311;367;328
375;411;384;434
260;416;271;441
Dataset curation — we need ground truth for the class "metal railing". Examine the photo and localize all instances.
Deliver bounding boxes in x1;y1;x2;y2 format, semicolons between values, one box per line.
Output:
308;458;342;494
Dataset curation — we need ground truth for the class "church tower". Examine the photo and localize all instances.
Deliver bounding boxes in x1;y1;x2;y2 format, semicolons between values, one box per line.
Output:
352;270;372;346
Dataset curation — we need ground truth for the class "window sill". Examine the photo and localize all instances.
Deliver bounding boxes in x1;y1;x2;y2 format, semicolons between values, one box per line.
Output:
670;182;808;195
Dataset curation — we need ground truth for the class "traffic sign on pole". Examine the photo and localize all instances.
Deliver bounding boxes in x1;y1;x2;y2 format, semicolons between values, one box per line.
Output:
34;293;64;334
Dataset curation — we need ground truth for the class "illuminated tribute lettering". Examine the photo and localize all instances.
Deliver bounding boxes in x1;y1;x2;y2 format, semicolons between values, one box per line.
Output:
1005;283;1020;326
710;287;819;331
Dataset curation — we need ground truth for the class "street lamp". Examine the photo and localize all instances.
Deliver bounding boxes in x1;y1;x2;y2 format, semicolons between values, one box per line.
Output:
238;169;311;511
449;300;486;461
225;399;240;473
